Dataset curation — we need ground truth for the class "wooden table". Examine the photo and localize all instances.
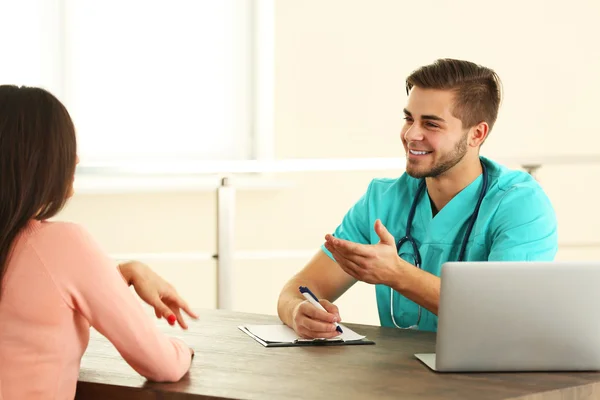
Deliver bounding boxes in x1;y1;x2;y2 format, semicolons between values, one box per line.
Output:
76;309;600;400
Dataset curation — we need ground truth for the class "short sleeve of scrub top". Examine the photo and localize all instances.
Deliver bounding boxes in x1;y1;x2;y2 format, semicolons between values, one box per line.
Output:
320;156;558;332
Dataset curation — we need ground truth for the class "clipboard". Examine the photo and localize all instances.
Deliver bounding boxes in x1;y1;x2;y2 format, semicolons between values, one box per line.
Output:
238;324;375;347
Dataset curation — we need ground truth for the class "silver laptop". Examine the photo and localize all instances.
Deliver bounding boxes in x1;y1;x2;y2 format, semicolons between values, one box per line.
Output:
415;261;600;372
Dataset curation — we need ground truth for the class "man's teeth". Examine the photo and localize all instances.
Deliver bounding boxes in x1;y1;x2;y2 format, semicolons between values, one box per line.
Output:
409;150;431;155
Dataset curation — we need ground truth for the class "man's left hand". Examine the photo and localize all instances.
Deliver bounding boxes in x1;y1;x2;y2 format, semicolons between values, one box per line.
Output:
324;219;406;286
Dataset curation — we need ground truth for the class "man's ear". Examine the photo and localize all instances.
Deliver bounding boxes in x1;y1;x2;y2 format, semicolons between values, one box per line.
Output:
469;121;489;147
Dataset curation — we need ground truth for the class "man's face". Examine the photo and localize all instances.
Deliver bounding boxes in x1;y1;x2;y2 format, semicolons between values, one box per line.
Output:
400;86;470;179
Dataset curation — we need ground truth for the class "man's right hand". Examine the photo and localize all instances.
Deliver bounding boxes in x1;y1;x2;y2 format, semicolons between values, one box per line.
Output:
291;299;342;339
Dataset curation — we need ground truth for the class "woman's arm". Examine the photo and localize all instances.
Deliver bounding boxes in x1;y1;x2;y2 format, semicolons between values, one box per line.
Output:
38;223;193;382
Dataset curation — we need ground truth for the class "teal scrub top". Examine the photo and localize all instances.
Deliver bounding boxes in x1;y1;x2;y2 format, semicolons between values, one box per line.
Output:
321;156;558;332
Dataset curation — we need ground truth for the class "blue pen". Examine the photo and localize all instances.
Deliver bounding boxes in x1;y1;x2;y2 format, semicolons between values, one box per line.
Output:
299;286;343;334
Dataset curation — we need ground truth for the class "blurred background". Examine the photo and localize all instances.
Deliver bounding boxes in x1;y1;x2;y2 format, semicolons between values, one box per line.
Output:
1;0;599;325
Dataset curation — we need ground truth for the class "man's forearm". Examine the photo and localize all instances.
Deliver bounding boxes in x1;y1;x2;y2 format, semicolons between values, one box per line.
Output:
390;265;441;315
277;279;305;327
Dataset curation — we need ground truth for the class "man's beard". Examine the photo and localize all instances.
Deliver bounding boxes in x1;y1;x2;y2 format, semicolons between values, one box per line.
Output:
406;132;468;179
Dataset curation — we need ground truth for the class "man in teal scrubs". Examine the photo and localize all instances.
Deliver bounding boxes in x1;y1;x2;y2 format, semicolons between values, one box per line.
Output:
277;58;558;337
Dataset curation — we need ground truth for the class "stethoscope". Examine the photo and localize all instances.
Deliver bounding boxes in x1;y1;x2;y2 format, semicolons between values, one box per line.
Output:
391;160;489;329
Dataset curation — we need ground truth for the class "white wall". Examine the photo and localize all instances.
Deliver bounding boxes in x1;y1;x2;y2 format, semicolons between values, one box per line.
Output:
57;0;600;326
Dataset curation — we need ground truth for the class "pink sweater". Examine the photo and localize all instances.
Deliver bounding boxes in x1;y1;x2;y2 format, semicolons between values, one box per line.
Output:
0;220;192;399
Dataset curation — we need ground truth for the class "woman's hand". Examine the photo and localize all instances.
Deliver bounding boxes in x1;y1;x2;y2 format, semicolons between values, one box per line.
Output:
119;260;199;329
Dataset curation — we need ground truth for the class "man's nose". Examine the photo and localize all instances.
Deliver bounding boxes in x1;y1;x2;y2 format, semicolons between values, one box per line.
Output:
403;124;424;142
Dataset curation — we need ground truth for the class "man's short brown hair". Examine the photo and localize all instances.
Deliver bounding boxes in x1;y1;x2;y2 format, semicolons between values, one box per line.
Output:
406;58;502;131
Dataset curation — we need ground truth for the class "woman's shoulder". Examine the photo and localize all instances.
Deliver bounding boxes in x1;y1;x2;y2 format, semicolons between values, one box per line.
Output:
25;220;106;263
28;220;93;242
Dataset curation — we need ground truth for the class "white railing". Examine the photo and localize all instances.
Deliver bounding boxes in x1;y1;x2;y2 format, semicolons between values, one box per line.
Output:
78;155;600;310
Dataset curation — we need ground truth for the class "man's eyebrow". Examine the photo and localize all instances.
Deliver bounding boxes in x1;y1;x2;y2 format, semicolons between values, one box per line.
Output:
421;114;446;122
403;108;446;123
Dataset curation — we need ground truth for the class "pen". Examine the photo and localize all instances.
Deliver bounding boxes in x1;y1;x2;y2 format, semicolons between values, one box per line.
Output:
299;285;343;334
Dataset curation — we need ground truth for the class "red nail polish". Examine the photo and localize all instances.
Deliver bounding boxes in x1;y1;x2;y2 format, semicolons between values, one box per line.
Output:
167;315;176;325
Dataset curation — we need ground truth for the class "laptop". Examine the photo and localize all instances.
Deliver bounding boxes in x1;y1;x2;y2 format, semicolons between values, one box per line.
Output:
415;261;600;372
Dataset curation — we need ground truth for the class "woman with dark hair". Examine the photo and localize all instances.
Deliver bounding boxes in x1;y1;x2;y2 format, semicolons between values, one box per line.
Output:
0;85;196;399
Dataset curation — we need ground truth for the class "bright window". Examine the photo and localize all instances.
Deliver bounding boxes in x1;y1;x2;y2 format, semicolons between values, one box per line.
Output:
1;0;256;166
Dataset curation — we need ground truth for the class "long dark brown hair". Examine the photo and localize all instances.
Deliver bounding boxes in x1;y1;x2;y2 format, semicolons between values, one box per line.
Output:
0;85;77;298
